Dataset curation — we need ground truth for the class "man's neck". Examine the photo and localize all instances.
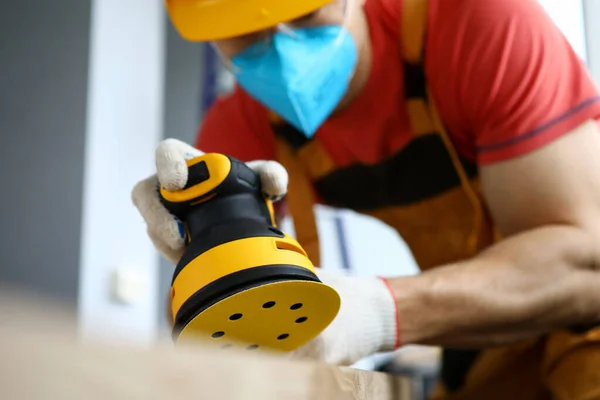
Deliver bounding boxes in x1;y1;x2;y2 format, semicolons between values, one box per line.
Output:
333;9;373;114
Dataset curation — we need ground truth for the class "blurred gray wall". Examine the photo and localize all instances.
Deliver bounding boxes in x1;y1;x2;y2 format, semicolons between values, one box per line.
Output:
0;0;204;327
0;0;92;302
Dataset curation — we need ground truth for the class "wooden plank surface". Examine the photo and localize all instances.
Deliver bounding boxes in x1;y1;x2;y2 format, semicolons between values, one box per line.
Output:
0;286;414;400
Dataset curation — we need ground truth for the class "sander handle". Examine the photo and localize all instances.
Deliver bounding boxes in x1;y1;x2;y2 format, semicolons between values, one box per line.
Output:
158;153;276;242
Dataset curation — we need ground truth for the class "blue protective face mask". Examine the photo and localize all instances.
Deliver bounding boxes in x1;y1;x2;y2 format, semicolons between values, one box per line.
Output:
231;25;358;138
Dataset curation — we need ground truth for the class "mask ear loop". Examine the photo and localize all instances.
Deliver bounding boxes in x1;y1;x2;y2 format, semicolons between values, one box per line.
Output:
333;0;354;47
276;23;300;39
209;43;238;75
211;36;273;76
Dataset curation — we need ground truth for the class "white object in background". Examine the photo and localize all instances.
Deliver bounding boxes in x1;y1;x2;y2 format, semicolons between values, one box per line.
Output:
78;0;166;347
109;267;149;306
338;209;419;278
280;205;419;277
278;205;346;271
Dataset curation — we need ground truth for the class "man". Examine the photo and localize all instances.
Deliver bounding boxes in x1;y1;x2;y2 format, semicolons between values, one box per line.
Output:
132;0;600;398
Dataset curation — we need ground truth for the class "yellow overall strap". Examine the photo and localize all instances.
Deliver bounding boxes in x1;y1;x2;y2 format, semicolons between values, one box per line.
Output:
400;0;492;253
271;114;322;266
401;0;429;64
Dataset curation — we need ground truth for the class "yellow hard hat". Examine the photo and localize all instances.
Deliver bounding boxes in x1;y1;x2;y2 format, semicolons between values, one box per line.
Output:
164;0;336;42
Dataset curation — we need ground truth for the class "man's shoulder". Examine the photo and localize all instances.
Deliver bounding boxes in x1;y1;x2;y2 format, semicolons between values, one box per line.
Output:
369;0;536;29
364;0;400;34
429;0;545;28
365;0;517;47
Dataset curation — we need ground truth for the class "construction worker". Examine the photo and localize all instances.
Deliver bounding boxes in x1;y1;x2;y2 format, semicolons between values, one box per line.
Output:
132;0;600;398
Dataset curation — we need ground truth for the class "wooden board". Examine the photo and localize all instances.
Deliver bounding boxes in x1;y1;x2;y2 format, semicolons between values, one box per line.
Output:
0;286;415;400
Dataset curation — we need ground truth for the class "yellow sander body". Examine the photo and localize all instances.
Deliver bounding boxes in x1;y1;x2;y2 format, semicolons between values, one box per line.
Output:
159;153;341;353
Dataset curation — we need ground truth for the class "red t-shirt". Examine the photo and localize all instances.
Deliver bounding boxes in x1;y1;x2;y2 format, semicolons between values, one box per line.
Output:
196;0;600;167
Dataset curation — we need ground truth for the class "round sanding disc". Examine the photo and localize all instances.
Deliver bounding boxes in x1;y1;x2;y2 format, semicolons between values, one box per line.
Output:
177;280;341;352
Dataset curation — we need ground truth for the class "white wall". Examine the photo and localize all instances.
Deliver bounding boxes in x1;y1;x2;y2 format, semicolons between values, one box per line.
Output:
583;0;600;83
77;0;166;346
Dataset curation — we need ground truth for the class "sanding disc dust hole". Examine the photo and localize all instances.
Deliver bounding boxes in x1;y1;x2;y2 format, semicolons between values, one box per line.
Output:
213;301;311;350
262;301;276;309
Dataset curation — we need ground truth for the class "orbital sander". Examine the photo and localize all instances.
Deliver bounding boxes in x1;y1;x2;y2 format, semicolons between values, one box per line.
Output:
159;153;341;352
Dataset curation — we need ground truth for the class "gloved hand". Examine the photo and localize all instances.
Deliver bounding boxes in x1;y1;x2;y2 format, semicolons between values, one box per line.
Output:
131;138;288;265
131;138;401;366
286;268;400;366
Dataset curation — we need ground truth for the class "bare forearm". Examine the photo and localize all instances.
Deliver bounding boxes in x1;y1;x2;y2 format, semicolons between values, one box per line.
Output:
390;225;600;348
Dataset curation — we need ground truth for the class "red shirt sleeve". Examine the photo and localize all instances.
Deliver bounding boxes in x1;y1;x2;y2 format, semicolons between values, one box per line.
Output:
195;86;276;163
427;0;600;165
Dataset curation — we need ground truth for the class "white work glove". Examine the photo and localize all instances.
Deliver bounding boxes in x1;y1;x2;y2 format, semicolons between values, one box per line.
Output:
287;269;400;366
131;138;400;366
131;138;288;265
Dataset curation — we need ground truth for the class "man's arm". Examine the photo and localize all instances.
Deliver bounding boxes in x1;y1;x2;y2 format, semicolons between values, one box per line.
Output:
389;120;600;347
387;0;600;348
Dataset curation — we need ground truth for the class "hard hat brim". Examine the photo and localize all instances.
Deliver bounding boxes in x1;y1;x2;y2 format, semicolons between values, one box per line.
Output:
165;0;336;42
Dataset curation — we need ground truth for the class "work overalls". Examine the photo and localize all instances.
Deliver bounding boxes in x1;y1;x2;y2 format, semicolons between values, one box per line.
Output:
268;0;600;398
